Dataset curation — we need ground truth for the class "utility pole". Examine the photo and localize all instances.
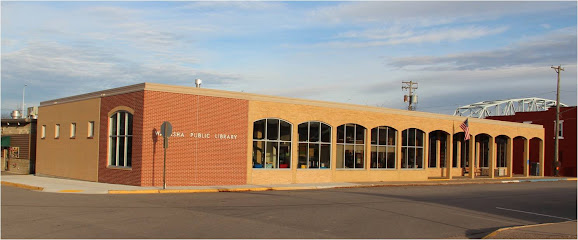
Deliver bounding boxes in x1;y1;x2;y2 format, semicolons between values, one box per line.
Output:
402;81;418;111
551;65;563;176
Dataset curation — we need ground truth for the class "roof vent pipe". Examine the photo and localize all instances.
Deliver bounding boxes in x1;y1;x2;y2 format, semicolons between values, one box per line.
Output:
195;79;202;88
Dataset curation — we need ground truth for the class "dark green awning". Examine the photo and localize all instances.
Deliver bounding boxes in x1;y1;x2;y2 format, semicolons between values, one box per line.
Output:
1;136;10;147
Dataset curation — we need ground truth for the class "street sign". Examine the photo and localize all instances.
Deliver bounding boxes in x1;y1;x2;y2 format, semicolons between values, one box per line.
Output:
161;121;172;149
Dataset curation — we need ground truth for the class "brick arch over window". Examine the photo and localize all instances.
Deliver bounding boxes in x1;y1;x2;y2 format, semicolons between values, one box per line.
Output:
108;106;135;117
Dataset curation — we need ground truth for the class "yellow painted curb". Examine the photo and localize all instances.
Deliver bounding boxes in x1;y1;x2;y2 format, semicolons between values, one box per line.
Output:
565;178;577;181
482;220;576;239
160;189;219;193
1;181;44;191
58;190;83;193
271;186;316;191
108;190;160;194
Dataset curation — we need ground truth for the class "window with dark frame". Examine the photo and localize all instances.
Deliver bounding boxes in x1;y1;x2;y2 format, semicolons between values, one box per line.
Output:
370;126;396;169
252;119;292;169
109;111;133;168
401;128;424;169
336;124;365;169
298;122;331;169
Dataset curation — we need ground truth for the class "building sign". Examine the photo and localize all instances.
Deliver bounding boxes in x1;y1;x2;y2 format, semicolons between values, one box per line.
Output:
155;130;238;140
9;147;19;159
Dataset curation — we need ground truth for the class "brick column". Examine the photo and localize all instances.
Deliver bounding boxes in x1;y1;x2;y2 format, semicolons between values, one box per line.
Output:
489;136;496;178
523;138;529;177
507;137;513;177
447;133;453;179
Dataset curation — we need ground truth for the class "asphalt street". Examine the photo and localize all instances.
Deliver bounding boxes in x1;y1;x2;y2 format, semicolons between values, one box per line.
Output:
2;181;576;239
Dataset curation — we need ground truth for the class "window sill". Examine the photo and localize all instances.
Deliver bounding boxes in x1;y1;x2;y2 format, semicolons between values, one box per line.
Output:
399;168;425;170
107;166;132;170
369;168;397;170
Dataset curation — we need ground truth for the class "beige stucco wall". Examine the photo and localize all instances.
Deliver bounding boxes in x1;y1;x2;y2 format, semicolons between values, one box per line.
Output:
247;100;544;185
36;98;101;181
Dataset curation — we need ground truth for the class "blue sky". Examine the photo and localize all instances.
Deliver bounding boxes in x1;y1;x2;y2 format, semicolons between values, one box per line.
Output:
2;1;577;116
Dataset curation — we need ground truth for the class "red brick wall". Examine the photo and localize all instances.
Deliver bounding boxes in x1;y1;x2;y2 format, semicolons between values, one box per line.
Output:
99;91;144;185
141;91;248;186
488;107;577;177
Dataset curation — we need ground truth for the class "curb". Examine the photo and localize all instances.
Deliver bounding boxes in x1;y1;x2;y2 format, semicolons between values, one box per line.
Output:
482;220;577;239
3;177;573;195
1;181;44;191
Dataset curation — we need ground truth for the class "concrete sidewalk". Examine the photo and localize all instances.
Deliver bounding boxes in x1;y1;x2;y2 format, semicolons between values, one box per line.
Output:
484;220;577;239
1;172;575;194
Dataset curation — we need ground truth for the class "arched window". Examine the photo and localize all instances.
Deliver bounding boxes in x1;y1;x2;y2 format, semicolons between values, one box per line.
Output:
252;119;292;169
370;126;396;169
109;111;133;167
401;128;424;169
298;122;331;169
336;124;365;169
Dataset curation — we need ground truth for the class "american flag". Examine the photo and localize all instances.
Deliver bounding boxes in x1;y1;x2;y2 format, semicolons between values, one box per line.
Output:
460;119;470;141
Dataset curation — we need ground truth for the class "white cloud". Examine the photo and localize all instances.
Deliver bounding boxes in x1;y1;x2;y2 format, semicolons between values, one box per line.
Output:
325;26;509;48
309;2;573;27
387;28;577;70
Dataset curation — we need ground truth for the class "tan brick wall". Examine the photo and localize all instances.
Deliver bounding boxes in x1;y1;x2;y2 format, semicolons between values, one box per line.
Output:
247;100;544;184
36;98;100;181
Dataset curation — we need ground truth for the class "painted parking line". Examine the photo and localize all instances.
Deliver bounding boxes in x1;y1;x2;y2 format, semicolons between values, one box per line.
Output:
58;190;84;193
496;207;573;221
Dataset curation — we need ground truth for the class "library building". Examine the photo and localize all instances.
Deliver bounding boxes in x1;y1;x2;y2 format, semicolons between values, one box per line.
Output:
36;83;545;186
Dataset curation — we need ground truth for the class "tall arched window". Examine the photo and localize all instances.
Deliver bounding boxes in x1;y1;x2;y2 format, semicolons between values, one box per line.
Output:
298;122;331;169
109;111;133;167
370;126;396;169
401;128;424;169
336;124;365;169
252;119;292;169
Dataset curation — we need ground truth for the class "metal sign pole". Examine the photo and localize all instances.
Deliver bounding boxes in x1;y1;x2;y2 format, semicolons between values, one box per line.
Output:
160;121;172;190
163;142;167;189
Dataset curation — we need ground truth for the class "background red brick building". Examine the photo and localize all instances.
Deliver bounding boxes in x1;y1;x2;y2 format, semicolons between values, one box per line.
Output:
488;106;576;177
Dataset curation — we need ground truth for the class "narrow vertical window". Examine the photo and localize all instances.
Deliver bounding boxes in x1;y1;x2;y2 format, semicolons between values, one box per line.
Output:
70;123;76;138
109;111;132;167
88;121;94;138
55;124;60;139
41;125;46;139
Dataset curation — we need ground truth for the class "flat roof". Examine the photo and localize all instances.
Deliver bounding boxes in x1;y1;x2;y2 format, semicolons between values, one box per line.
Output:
40;82;543;129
